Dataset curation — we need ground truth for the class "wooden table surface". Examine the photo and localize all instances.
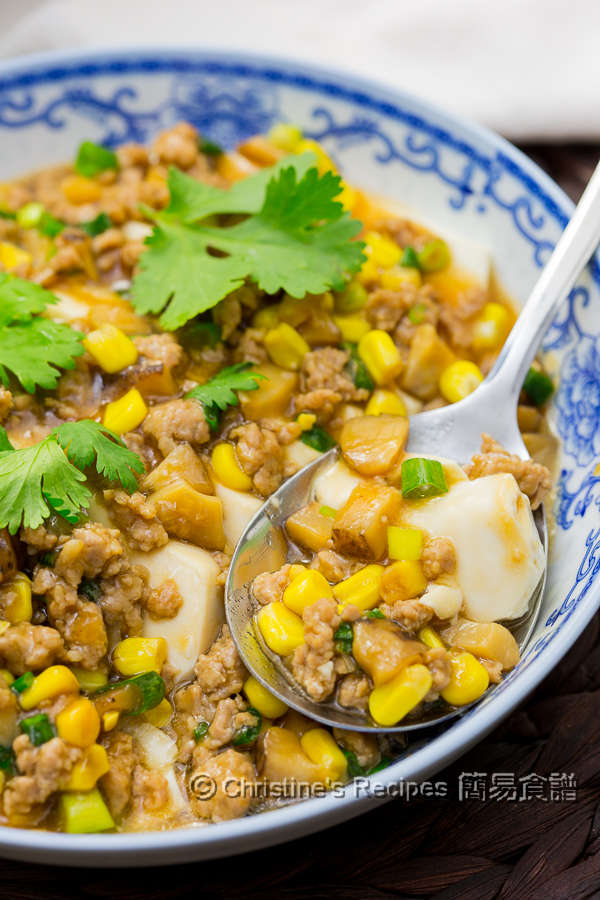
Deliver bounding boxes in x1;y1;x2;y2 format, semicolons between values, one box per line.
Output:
3;143;600;900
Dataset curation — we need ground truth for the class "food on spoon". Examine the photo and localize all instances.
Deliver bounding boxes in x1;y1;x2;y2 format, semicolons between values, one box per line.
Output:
0;119;554;833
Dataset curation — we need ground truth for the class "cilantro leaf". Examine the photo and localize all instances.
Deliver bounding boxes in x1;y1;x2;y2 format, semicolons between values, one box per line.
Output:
0;437;90;533
0;274;59;326
0;318;84;393
54;420;144;493
75;141;118;177
185;363;265;430
0;426;14;453
131;156;365;330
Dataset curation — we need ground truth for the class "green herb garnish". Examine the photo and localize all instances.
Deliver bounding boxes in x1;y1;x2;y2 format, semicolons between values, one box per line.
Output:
342;341;375;392
340;748;364;778
417;239;451;273
38;211;65;238
193;721;209;743
186;362;265;431
232;708;262;747
300;425;336;453
92;671;165;716
0;745;15;774
522;368;554;407
180;320;222;348
20;713;55;746
365;609;385;619
11;671;34;695
367;756;391;775
81;212;113;237
131;154;365;330
400;246;420;269
79;578;101;603
408;302;428;325
75;141;118;178
199;138;223;156
401;457;448;500
334;622;353;655
0;419;144;533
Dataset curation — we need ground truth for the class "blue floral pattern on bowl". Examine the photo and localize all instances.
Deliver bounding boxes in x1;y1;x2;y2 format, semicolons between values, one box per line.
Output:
0;49;598;863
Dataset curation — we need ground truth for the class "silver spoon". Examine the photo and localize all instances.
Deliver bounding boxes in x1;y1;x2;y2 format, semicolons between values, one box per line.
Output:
226;160;600;732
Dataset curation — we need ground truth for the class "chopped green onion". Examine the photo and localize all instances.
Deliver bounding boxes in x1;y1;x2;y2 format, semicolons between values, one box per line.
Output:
522;368;554;406
334;281;368;314
319;505;337;519
20;713;55;746
81;212;112;237
182;320;222;348
39;550;57;567
92;671;165;715
400;246;420;269
0;745;15;774
365;608;385;619
193;721;209;743
367;755;391;775
79;578;101;603
11;671;34;695
300;425;336;453
0;210;16;220
199;138;223;156
401;457;448;499
232;708;262;747
342;341;375;392
408;303;428;325
16;202;45;229
75;141;118;178
38;211;65;238
340;748;364;778
417;239;451;273
334;622;354;655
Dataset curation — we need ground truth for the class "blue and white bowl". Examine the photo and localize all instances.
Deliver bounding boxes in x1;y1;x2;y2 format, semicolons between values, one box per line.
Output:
0;47;598;866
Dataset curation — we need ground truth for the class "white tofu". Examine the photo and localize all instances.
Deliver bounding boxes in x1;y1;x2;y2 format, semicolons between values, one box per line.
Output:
214;482;263;546
402;473;544;622
134;541;224;682
312;459;364;510
120;720;186;813
283;439;322;476
420;579;463;620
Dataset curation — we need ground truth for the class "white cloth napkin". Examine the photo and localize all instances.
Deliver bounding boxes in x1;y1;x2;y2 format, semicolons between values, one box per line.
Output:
1;0;599;141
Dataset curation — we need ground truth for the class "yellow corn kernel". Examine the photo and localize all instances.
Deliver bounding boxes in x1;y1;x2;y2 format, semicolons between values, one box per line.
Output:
0;242;32;271
268;122;303;153
244;675;288;719
252;306;280;330
369;663;432;726
145;165;167;186
112;637;167;677
365;389;407;417
338;181;357;212
439;360;484;404
83;324;138;374
364;231;402;269
441;651;490;706
471;302;512;353
357;257;380;286
59;787;115;834
300;729;347;782
56;698;101;748
66;743;110;791
288;564;307;579
358;330;403;385
19;665;80;711
335;281;368;314
380;265;422;291
102;388;147;434
333;564;384;612
3;572;32;624
264;322;310;370
211;443;252;492
382;560;427;602
333;313;370;342
387;527;423;561
418;625;445;649
71;668;108;693
144;698;173;728
296;139;337;174
0;669;13;686
296;412;317;431
256;602;305;656
283;569;333;615
0;621;9;638
61;174;102;205
102;711;119;732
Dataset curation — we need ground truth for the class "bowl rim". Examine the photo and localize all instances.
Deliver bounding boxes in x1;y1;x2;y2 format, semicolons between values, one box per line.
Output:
0;44;595;866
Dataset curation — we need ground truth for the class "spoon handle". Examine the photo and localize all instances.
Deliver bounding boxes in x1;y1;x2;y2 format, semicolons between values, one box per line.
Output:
488;158;600;400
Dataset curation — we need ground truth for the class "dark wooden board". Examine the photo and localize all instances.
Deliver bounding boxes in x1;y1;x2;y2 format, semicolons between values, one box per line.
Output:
1;144;598;900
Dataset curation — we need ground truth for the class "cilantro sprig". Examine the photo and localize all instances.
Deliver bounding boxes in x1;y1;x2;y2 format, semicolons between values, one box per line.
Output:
185;362;265;430
0;274;84;392
0;420;143;533
131;153;365;330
